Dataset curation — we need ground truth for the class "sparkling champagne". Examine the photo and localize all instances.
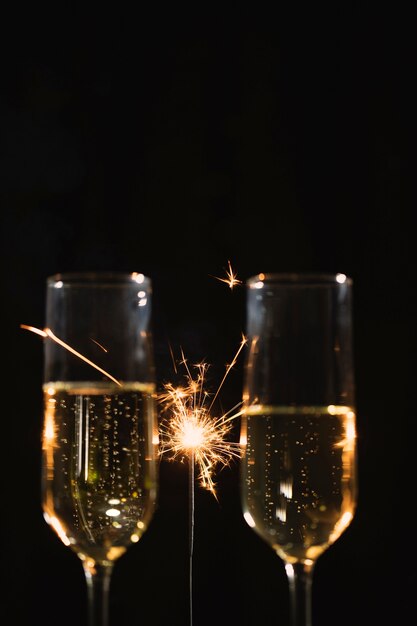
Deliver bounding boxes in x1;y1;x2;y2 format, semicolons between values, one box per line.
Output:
42;381;158;564
241;405;357;563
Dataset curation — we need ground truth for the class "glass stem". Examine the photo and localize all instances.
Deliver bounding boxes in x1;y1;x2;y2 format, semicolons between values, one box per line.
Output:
83;562;113;626
285;561;314;626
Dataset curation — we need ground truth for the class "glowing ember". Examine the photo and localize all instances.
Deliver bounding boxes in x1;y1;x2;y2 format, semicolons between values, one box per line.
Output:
20;325;121;385
212;260;242;290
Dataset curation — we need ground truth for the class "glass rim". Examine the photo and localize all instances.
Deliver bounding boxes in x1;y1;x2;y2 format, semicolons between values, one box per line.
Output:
247;272;353;287
46;271;151;287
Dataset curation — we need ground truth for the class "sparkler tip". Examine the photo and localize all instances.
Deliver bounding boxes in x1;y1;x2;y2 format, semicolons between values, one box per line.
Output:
159;344;243;497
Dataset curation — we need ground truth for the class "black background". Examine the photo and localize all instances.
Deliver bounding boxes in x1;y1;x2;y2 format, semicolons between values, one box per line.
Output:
1;5;415;626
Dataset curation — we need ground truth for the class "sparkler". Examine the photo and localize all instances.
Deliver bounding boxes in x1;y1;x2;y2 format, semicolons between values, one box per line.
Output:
158;334;246;626
158;335;246;495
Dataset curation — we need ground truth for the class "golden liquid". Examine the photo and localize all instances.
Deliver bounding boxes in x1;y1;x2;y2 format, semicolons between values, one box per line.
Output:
42;381;158;565
241;405;357;563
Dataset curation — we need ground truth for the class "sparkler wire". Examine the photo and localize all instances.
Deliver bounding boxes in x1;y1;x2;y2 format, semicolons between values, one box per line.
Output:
189;450;195;626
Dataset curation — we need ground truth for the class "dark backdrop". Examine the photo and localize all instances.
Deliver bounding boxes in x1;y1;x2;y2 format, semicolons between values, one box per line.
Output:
0;5;414;626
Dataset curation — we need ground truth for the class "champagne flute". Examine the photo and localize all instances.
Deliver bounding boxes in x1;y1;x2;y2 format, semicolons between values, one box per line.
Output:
41;272;158;626
240;273;357;626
